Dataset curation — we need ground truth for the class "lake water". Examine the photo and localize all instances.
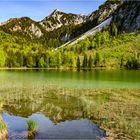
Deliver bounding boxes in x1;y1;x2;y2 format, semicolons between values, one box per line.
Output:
0;70;140;89
0;70;140;139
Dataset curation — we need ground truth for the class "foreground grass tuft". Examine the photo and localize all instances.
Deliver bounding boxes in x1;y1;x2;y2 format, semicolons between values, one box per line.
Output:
27;119;37;132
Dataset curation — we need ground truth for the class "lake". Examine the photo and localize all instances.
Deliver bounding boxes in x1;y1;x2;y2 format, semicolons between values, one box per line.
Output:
0;70;140;139
0;70;140;89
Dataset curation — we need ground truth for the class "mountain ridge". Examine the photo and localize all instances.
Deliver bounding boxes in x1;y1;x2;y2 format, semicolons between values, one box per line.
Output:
0;0;140;50
0;0;122;42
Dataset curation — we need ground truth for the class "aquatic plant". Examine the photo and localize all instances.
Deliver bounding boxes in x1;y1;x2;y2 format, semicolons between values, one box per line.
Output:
27;119;37;132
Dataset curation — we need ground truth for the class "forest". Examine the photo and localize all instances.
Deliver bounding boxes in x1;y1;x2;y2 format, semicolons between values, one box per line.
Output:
0;23;140;70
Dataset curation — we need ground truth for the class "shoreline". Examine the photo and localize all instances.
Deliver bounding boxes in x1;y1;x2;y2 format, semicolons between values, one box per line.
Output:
0;67;139;71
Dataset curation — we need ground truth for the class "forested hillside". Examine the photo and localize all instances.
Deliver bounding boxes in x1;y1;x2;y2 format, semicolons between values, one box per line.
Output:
0;26;140;69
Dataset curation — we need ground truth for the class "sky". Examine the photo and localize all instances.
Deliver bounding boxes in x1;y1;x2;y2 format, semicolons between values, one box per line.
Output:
0;0;105;22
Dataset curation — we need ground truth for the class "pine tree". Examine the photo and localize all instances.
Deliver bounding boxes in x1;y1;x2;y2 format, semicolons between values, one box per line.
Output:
111;22;118;36
94;52;100;67
88;55;93;69
76;56;80;71
83;54;88;68
38;57;45;68
56;52;61;68
0;49;6;67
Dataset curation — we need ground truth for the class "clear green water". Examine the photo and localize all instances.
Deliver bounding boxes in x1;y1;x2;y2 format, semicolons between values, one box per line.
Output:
0;70;140;88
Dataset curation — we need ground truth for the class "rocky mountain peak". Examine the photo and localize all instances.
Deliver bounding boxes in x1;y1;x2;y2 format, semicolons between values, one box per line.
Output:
51;9;61;14
40;10;87;32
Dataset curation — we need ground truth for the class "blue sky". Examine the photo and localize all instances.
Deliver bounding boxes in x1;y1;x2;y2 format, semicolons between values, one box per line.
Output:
0;0;105;22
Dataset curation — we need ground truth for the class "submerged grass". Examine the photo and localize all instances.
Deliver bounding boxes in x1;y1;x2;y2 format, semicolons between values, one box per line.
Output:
0;84;139;139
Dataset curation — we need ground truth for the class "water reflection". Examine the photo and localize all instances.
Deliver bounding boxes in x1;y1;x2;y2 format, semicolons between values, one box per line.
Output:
1;92;106;139
0;70;140;88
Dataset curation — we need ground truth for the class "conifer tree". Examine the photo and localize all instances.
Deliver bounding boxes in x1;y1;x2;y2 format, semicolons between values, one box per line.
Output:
76;56;80;71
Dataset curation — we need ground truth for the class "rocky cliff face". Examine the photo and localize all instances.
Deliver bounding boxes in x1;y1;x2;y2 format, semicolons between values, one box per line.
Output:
39;9;87;31
0;17;44;38
113;1;140;32
88;0;123;24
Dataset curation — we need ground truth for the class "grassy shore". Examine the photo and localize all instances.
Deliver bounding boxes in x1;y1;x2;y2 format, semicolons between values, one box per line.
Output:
0;99;8;139
0;85;139;140
53;87;140;140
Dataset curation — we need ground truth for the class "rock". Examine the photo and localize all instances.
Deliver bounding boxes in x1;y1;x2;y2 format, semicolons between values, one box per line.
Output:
113;1;140;32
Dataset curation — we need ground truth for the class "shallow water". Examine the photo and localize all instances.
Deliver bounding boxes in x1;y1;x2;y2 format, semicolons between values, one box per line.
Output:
3;113;105;140
1;92;106;139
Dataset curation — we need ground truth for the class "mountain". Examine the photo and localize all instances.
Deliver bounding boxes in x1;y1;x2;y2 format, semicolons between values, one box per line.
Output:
40;9;87;31
0;0;122;47
112;0;140;32
0;17;45;38
0;9;87;39
0;0;140;70
59;0;140;48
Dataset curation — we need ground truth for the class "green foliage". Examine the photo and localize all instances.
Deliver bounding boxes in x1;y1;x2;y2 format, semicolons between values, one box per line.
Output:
88;55;93;69
82;54;88;68
0;49;6;67
0;121;7;132
111;22;118;36
0;26;139;70
76;56;81;71
27;119;37;132
94;52;100;67
38;57;45;68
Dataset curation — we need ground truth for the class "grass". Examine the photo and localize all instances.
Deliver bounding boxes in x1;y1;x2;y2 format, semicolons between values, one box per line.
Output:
0;120;7;133
0;100;7;139
0;97;4;111
64;88;140;140
0;85;139;139
27;119;37;132
27;119;37;139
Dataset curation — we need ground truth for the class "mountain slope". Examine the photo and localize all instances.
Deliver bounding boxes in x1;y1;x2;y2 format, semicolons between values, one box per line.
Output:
55;17;112;50
58;0;140;49
112;0;140;32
